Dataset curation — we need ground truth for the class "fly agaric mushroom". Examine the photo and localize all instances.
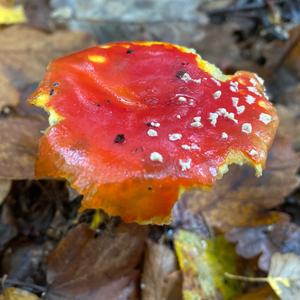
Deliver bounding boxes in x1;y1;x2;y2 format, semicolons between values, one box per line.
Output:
29;42;278;224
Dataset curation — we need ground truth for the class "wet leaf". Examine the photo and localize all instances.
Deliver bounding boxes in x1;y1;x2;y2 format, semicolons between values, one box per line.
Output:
226;222;300;272
174;229;242;300
0;287;40;300
268;252;300;300
176;136;299;231
141;239;182;300
47;223;146;300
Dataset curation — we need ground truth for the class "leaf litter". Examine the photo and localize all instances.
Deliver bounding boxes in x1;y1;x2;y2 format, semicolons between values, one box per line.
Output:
0;1;300;299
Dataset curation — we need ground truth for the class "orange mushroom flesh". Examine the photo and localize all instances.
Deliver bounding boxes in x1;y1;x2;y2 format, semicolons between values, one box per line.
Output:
29;42;278;224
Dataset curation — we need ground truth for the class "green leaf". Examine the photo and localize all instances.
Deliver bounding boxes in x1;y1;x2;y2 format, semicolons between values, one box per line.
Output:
174;229;242;300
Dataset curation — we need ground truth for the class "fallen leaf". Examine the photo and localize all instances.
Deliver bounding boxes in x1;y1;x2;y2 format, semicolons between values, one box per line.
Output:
174;229;242;300
0;3;26;25
0;287;40;300
0;25;95;105
175;136;299;231
46;223;146;300
227;222;300;272
172;193;212;237
141;239;182;300
0;25;95;179
268;252;300;300
0;115;45;179
236;285;279;300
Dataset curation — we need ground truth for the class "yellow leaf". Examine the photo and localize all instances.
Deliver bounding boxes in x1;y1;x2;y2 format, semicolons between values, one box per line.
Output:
0;4;26;24
174;229;242;300
0;287;40;300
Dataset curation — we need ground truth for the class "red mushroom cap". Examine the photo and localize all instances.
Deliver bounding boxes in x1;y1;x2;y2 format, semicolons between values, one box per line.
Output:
29;42;278;224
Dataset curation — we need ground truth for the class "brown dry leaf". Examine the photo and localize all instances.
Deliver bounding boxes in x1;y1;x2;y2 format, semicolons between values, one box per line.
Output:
226;222;300;272
175;135;299;231
0;25;95;179
141;239;182;300
0;115;45;179
0;25;95;96
0;287;40;300
46;223;146;300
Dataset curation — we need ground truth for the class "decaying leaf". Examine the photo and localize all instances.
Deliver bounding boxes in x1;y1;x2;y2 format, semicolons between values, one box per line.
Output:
141;239;182;300
174;229;242;300
268;252;300;300
176;136;299;231
226;222;300;272
0;287;40;300
46;223;146;300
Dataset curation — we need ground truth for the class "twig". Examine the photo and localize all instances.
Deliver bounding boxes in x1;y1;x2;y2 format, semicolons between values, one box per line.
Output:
225;272;269;283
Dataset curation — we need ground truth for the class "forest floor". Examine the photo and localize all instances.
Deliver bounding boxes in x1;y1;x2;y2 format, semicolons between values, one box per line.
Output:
0;1;300;299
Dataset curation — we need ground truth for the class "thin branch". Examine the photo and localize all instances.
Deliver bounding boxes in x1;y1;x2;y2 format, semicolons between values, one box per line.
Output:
225;272;269;283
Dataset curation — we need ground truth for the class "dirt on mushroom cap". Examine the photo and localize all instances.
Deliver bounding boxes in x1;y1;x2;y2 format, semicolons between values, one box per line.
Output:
28;42;278;224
